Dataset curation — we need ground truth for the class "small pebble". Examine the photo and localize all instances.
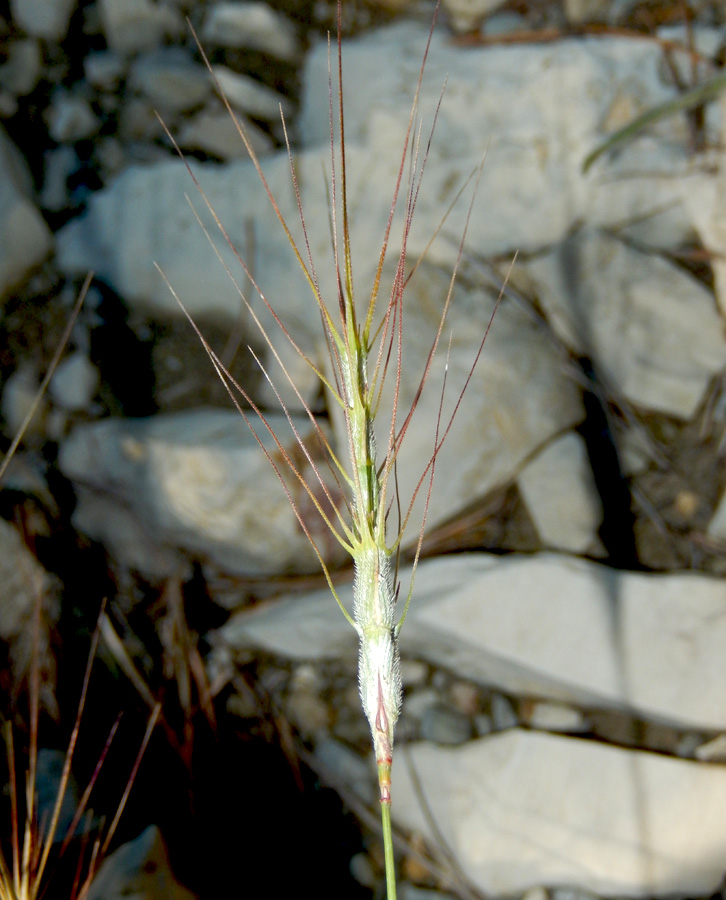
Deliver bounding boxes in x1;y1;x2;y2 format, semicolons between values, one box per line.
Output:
552;888;598;900
49;352;99;412
474;712;493;736
400;658;428;688
314;736;371;794
10;0;76;42
212;65;294;122
177;109;273;161
349;852;376;888
695;733;726;762
441;0;507;33
420;702;472;745
2;364;47;440
46;92;100;143
129;49;211;115
98;0;183;55
402;687;439;721
675;732;703;758
524;700;588;733
0;39;42;96
522;887;550;900
84;50;125;91
491;693;518;731
203;2;300;61
449;679;480;716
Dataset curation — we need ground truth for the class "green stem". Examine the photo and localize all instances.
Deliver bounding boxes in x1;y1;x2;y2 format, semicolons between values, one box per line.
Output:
381;799;397;900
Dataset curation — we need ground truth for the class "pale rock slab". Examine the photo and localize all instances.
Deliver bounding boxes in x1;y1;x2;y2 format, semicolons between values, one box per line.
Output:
54;145;584;537
523;699;588;732
219;552;726;732
49;351;99;412
525;229;726;419
41;145;81;212
46;91;101;143
55;150;310;323
707;488;726;541
57;22;714;320
682;97;726;317
9;0;76;42
54;25;724;545
392;730;726;897
1;363;48;438
86;826;194;900
441;0;508;32
0;39;42;96
202;2;300;61
211;66;294;122
517;430;603;553
354;261;584;543
694;733;726;762
58;409;345;579
84;51;125;92
98;0;184;55
302;23;711;256
128;49;211;115
177;109;273;161
564;0;612;24
0;125;53;299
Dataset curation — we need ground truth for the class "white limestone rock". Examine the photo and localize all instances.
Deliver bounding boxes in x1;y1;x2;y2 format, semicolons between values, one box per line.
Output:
392;730;726;897
177;108;274;161
55;150;309;319
523;699;589;732
0;125;53;299
9;0;76;42
83;51;125;91
59;23;715;326
302;23;710;256
682;96;726;318
517;431;603;553
86;826;195;900
219;552;726;732
41;145;82;212
525;230;726;419
58;408;345;579
98;0;184;55
441;0;508;32
211;66;294;122
564;0;612;23
694;733;726;762
57;152;583;535
0;39;42;96
49;352;99;412
355;261;584;544
128;49;211;115
2;363;48;439
202;2;300;61
46;91;101;143
707;488;726;541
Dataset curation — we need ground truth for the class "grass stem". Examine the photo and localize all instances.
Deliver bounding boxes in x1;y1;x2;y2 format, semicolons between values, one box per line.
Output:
381;799;397;900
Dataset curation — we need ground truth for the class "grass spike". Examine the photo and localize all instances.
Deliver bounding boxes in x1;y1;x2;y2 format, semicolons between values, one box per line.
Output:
165;4;512;897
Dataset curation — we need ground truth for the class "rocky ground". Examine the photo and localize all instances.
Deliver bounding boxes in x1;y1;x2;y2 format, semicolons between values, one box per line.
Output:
4;0;726;899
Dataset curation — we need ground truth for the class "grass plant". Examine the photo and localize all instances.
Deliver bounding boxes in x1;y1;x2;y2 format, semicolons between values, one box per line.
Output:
160;3;508;895
0;601;160;900
0;280;160;900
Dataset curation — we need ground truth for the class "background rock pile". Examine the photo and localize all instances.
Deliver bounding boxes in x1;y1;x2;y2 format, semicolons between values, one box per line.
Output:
5;1;726;899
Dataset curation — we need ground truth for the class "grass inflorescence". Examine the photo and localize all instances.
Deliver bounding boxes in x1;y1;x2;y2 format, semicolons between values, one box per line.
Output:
159;3;508;896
